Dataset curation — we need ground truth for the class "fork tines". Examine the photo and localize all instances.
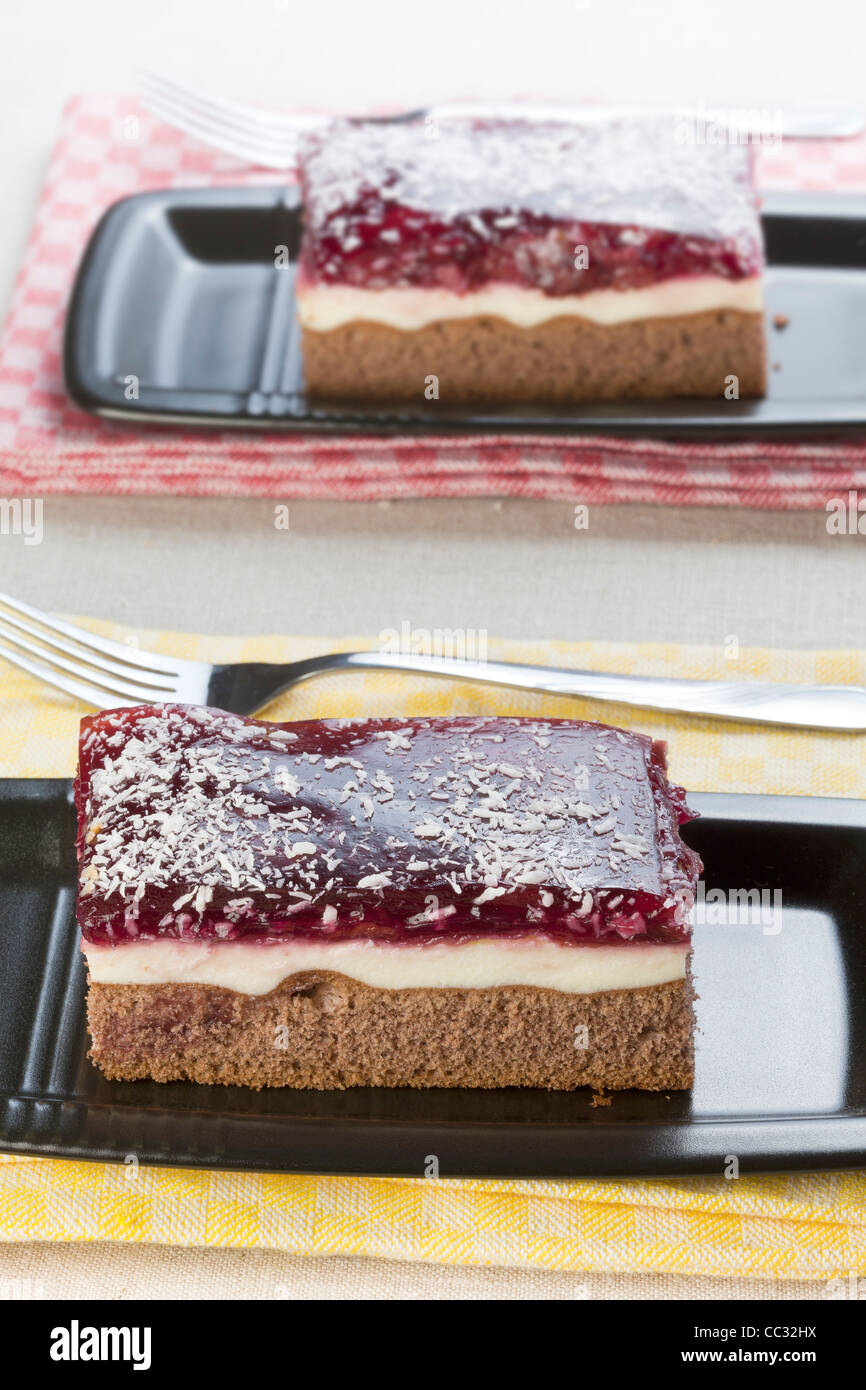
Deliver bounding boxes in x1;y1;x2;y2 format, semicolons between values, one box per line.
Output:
0;592;181;710
138;69;328;169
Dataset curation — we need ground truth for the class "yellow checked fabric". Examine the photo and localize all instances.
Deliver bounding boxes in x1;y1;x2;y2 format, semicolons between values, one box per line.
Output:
1;624;864;1278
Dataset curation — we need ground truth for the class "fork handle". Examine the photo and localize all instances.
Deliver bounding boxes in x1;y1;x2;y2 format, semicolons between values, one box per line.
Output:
267;652;866;732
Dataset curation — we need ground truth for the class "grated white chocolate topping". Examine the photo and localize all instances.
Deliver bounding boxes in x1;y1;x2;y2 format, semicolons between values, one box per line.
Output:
299;116;762;250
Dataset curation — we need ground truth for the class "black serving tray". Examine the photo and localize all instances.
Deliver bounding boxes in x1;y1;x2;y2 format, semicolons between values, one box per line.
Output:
1;780;865;1178
64;188;866;437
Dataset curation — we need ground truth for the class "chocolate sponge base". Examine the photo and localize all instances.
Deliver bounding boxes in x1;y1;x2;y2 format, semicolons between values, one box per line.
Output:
87;971;694;1091
300;309;766;403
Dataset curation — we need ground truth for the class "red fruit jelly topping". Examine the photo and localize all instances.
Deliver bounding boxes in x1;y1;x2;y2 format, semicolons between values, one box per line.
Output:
76;707;702;948
297;116;763;297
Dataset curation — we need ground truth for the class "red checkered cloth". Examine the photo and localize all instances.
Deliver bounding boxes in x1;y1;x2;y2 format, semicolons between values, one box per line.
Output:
2;93;866;508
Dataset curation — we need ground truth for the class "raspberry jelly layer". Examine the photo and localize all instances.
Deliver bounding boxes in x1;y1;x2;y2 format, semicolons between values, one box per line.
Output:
297;115;764;297
75;707;702;947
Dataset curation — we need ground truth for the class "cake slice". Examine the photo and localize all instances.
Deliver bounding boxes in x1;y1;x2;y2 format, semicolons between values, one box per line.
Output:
297;114;766;403
76;706;703;1091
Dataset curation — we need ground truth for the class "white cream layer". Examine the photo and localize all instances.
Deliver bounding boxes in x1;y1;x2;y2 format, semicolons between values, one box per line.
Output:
296;275;763;332
84;937;688;997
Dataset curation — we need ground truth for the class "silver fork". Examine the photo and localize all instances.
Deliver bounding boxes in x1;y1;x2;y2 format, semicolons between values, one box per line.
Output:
138;70;866;170
1;592;864;730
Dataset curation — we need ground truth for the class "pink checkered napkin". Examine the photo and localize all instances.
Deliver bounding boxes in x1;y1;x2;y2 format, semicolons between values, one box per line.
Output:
2;93;866;509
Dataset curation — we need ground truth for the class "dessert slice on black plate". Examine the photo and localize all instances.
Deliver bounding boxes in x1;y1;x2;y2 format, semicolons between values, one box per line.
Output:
76;707;702;1091
296;114;766;403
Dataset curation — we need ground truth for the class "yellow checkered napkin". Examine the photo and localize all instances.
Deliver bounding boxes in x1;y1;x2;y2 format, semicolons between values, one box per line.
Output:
1;624;865;1278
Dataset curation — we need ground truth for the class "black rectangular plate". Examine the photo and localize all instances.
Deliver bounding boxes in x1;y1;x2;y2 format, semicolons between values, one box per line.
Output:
1;780;865;1178
64;188;866;438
